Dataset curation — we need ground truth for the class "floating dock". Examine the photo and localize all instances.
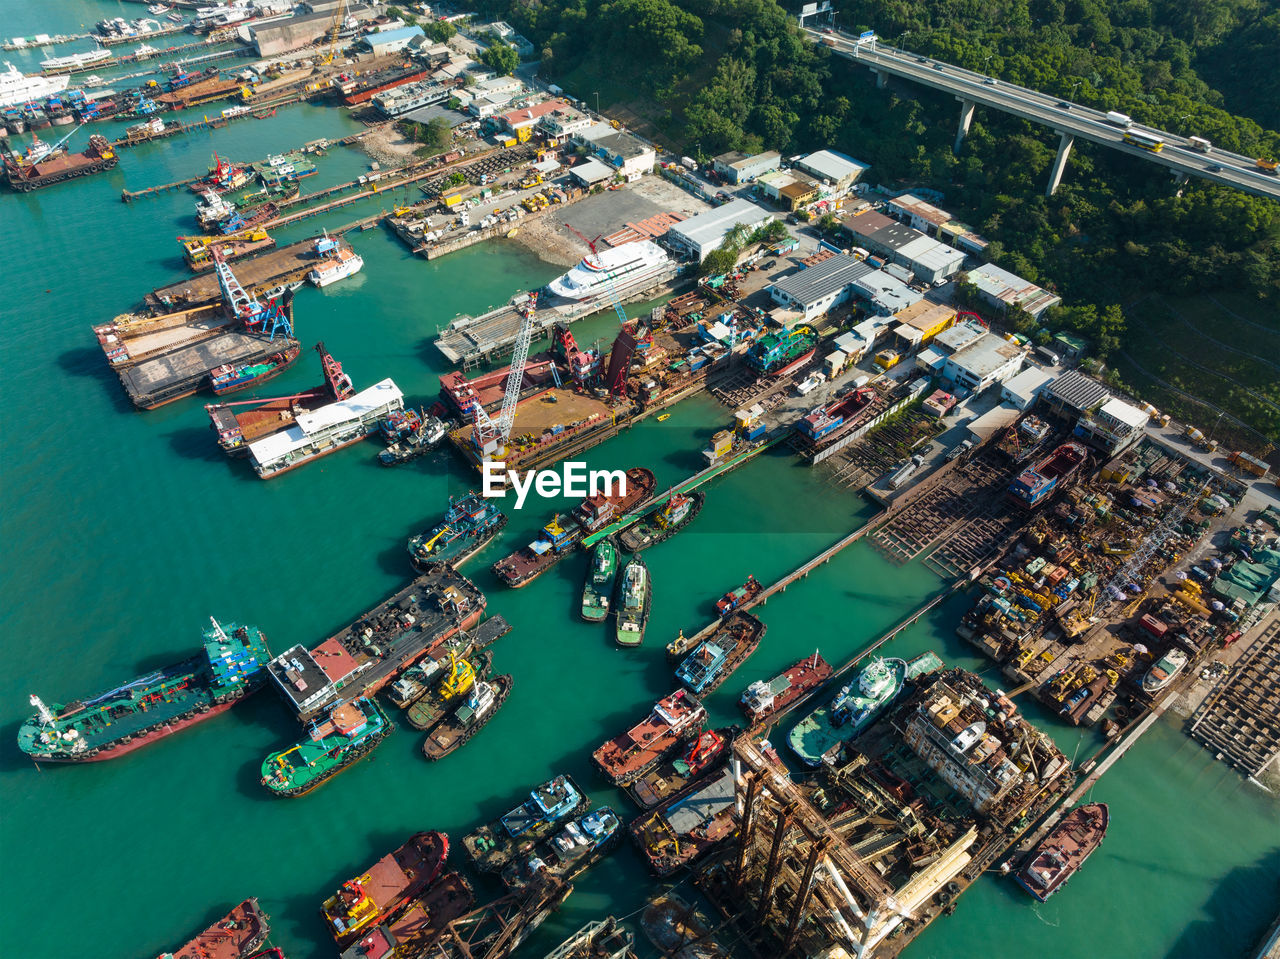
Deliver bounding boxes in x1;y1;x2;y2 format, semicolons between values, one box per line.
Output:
118;329;300;410
145;236;334;310
1190;614;1280;780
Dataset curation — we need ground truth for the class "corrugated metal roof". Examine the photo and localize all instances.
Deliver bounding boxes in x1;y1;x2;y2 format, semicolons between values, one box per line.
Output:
797;149;870;183
1046;369;1110;411
667;199;771;250
770;254;872;306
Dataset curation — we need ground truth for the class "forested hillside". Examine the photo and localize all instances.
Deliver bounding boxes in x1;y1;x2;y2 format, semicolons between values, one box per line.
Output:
469;0;1280;443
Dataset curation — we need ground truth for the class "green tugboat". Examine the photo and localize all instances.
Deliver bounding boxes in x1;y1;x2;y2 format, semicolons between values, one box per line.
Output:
405;650;492;732
619;491;704;552
261;698;390;797
615;554;651;647
581;538;619;622
422;674;512;761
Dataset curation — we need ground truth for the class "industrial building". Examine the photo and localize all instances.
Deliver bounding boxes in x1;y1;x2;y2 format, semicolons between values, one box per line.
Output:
485;20;535;57
886;192;953;235
581;129;655;181
794;149;870;193
999;365;1057;410
356;24;424;56
756;169;820;211
967;262;1062;319
1075;396;1151;456
768;254;873;321
1042;369;1111;418
894;234;966;284
251;8;373;57
498;97;568;133
663;199;771;261
540;104;593;138
711;150;781;184
568;157;615;187
891;300;956;351
942;332;1025;393
850;269;922;315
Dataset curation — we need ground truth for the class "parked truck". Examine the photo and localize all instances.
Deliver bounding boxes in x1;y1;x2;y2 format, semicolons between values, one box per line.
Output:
1228;450;1271;478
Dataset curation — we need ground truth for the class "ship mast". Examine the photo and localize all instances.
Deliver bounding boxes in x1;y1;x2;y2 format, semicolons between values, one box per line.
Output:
29;694;55;725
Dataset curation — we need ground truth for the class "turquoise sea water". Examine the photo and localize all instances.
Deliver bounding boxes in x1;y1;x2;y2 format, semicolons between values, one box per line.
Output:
2;4;1278;957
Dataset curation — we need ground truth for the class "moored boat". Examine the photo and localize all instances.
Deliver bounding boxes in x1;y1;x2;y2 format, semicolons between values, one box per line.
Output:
208;344;300;395
18;618;269;763
379;414;449;465
463;774;590;872
628;727;735;810
788;656;907;767
422;674;512;760
500;806;622;891
630;765;737;876
309;245;364;287
339;872;475;959
674;611;765;694
615;553;651;647
740;651;832;724
321;830;449;947
405;650;492;732
407;493;507;571
261;698;391;797
619;490;704;552
716;575;761;616
581;537;619;622
1013;803;1109;901
1142;647;1188;694
162;898;270;959
592;689;706;787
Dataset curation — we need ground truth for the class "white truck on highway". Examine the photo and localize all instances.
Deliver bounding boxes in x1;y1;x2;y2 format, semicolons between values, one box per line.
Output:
1189;136;1212;152
1105;111;1132;128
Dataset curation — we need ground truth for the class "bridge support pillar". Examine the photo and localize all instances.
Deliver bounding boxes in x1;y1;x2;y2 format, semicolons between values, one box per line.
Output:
1046;132;1075;196
954;98;975;153
871;69;887;89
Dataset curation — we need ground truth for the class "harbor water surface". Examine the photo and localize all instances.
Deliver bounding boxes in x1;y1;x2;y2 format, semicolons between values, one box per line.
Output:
1;3;1278;956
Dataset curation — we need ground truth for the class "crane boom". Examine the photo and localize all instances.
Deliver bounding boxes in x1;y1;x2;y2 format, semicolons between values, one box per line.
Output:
23;122;86;165
471;292;539;457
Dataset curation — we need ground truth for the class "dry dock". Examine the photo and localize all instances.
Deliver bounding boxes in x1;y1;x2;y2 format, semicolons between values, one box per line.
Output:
117;331;300;410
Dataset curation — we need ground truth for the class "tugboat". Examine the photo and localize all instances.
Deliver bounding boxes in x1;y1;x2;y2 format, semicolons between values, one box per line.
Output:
740;651;832;724
379;414;449;465
463;774;590;872
619;491;704;552
321;831;449;947
18;618;270;763
1014;803;1109;901
407;494;507;571
674;612;765;694
208;344;301;396
500;807;622;891
716;575;762;616
628;727;735;810
615;553;651;647
592;689;706;787
788;657;907;767
405;650;491;731
422;674;512;761
1142;647;1188;694
387;659;445;710
339;872;474;959
162;898;270;959
195;189;235;228
581;537;619;622
261;698;391;797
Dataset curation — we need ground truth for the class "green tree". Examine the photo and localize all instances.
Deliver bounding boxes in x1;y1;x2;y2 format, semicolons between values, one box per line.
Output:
481;38;520;75
424;19;457;42
700;246;739;276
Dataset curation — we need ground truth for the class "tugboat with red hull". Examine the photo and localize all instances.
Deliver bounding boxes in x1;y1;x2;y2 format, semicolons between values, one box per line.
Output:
321;830;450;947
591;689;706;787
1013;802;1110;901
161;898;270;959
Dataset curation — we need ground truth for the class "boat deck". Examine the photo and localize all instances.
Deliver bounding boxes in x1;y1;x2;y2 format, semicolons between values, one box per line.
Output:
117;332;299;409
146;236;324;310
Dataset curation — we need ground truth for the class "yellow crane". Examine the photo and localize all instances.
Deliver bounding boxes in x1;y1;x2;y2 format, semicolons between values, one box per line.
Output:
319;0;348;66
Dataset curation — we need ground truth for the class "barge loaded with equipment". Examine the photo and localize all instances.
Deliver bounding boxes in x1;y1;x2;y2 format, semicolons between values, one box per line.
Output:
739;651;832;724
3;129;116;191
1013;803;1110;902
407;493;507;570
321;830;449;947
618;491;704;552
592;689;706;787
627;727;734;810
673;611;765;695
422;673;512;761
161;898;270;959
500;806;622;891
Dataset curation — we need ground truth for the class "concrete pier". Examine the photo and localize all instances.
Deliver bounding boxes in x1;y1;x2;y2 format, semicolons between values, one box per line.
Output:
954;98;975;153
1046;131;1075;196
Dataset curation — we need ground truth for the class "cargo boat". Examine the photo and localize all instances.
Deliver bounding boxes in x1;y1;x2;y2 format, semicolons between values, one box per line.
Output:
627;727;734;810
18;618;269;763
266;564;486;723
1014;803;1109;901
321;830;449;947
162;898;270;959
789;657;907;767
208;343;299;395
188;153;250;194
630;765;736;876
206;342;354;455
746;326;816;376
500;806;622;891
218;200;280;235
408;493;507;571
618;491;704;552
183;231;277;272
492;467;656;587
422;674;512;760
379;414;449;465
674;612;765;694
740;651;832;724
592;689;707;787
3;131;116;191
251;150;317;185
463;774;590;872
388;617;507;709
339;872;475;959
615;553;651;647
261;697;391;797
246;378;405;478
1008;441;1089;509
337;64;431;106
1142;647;1188;694
716;575;761;616
405;650;492;731
581;537;619;622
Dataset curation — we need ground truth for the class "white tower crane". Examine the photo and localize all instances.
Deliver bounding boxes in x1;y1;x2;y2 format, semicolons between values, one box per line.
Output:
472;292;539;459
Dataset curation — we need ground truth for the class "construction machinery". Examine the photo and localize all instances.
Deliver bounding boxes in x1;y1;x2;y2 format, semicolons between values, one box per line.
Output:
471;292;539;459
319;0;347;66
212;248;293;341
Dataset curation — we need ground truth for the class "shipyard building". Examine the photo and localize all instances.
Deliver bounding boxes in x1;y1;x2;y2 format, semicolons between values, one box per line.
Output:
665;199;772;261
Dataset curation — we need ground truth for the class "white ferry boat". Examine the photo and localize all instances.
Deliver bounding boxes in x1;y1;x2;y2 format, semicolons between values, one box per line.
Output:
40;49;113;72
307;235;364;288
548;240;670;302
247;379;404;479
0;62;69;106
372;80;453;117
